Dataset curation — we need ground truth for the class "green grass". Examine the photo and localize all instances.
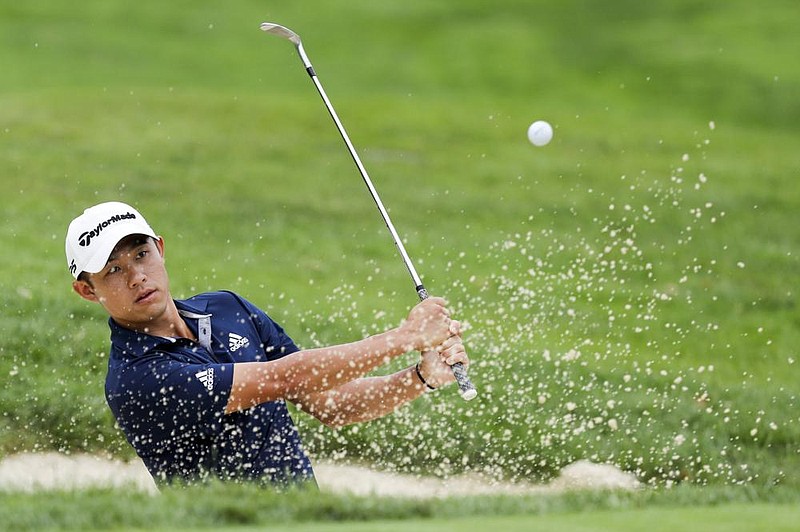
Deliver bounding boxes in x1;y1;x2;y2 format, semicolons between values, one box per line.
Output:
212;505;800;532
1;482;799;531
263;504;800;532
1;0;799;527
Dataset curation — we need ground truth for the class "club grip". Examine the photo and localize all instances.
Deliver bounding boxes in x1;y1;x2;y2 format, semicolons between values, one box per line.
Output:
416;285;478;401
452;361;478;401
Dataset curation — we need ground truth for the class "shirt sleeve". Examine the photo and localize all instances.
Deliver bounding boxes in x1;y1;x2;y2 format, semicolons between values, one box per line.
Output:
108;354;235;442
228;292;300;361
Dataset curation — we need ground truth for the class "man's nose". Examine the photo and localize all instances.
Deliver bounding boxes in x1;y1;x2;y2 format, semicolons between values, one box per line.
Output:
128;263;147;287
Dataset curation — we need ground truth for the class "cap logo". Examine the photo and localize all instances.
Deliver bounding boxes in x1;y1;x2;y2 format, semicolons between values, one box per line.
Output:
77;212;137;247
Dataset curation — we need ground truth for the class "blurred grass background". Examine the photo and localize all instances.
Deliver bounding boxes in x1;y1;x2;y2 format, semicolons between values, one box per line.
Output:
1;0;799;507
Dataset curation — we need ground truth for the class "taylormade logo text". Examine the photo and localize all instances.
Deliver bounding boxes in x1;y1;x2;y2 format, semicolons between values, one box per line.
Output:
78;212;137;247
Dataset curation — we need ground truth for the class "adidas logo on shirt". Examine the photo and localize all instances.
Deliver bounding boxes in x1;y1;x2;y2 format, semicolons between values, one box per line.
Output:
195;368;215;391
229;332;250;352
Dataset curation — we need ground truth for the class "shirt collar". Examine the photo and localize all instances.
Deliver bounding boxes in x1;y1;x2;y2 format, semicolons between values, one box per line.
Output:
109;297;211;358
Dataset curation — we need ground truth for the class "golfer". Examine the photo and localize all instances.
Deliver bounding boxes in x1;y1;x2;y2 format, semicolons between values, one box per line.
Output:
66;201;468;487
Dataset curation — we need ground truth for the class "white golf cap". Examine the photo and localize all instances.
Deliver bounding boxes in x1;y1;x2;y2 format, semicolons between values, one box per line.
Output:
65;201;157;279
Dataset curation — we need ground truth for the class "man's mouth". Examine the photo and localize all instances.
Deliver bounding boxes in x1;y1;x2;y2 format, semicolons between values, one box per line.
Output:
135;289;157;304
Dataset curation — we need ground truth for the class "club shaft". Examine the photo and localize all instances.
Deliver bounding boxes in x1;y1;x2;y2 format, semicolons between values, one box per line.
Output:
306;75;425;291
281;34;476;401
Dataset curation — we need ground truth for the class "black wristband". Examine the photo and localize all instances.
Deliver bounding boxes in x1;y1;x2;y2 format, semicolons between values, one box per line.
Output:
415;362;436;391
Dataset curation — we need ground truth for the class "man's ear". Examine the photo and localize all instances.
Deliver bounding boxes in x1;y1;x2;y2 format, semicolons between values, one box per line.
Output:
155;236;165;258
72;279;99;303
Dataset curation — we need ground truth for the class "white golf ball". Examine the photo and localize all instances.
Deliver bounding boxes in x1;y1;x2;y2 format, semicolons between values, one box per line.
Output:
527;120;553;147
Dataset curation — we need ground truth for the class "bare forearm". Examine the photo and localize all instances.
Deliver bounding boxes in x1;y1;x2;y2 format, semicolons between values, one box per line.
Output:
226;329;408;413
297;366;427;427
225;297;452;414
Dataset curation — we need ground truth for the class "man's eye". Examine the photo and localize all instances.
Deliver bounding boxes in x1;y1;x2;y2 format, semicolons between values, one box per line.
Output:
137;250;149;259
107;266;121;275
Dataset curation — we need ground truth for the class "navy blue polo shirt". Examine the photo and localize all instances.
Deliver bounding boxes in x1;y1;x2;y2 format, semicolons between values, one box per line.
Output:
105;290;315;486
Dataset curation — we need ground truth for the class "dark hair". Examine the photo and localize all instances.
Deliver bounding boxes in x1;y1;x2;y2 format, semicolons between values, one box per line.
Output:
77;271;94;287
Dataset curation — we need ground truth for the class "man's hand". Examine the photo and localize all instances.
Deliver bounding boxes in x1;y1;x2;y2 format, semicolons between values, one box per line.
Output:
418;320;469;389
399;297;452;352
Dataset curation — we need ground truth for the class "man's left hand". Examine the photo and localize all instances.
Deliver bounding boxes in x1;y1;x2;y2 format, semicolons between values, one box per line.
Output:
418;320;469;389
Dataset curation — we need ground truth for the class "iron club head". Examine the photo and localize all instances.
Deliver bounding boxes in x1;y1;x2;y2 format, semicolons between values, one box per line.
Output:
260;22;312;70
260;22;302;46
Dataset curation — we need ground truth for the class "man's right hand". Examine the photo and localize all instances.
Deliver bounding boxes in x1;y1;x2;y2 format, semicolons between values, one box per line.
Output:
399;297;452;351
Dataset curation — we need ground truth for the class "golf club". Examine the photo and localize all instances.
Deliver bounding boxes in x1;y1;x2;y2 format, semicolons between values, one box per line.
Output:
260;22;477;401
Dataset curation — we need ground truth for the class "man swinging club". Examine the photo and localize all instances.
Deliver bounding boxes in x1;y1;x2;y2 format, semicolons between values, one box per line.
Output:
66;201;469;486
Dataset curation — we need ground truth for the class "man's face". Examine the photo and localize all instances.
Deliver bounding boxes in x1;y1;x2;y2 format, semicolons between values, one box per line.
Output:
72;235;170;331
